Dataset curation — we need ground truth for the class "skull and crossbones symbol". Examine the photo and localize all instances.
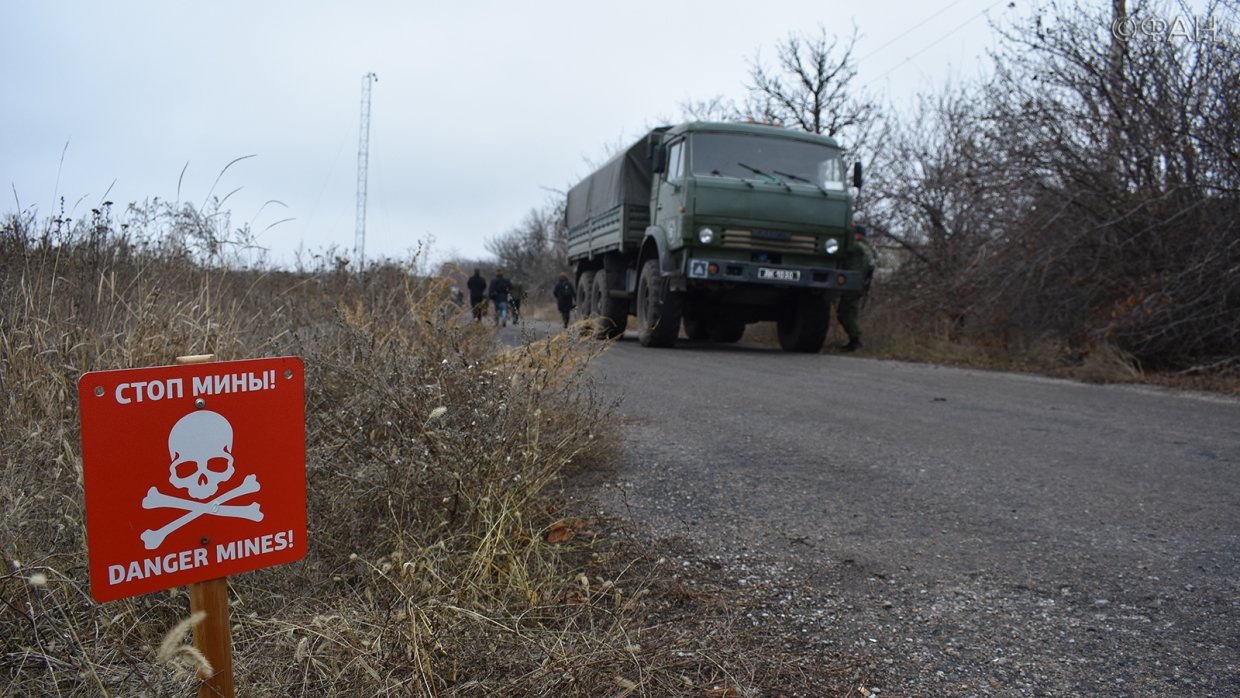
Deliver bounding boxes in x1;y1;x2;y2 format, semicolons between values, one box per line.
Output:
140;410;263;550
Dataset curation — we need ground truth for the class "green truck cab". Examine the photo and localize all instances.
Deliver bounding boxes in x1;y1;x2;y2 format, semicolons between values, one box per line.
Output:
566;121;863;352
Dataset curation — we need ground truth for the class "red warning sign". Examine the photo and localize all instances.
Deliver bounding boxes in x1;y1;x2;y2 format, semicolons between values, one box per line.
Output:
78;357;306;602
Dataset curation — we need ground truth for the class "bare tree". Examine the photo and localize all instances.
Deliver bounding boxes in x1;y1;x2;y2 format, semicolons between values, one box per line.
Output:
876;0;1240;367
678;95;740;122
865;0;1239;369
743;25;877;149
867;85;1008;281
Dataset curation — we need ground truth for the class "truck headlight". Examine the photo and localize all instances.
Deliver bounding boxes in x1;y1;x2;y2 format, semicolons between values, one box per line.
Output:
698;227;715;244
823;238;840;254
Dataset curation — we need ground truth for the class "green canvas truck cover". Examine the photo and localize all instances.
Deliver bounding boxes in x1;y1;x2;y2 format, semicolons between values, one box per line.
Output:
565;131;663;229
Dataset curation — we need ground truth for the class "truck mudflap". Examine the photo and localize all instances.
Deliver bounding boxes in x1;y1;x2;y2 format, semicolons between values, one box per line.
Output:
685;258;863;291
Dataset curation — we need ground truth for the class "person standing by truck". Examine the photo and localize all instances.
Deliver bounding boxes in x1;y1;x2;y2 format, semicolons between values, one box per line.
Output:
552;273;575;328
837;225;876;352
488;269;513;327
467;268;487;321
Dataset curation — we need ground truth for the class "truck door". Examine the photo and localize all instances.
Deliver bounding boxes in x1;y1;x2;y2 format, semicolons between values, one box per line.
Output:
653;137;686;250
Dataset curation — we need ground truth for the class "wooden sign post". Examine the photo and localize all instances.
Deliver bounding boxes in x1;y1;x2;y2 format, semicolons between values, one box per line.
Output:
189;577;234;696
78;354;307;697
176;354;234;698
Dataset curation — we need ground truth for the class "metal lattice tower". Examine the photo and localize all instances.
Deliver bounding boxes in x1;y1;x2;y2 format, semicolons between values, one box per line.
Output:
354;72;378;271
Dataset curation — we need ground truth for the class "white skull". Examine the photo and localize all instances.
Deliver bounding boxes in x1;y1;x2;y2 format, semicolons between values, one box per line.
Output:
167;410;235;499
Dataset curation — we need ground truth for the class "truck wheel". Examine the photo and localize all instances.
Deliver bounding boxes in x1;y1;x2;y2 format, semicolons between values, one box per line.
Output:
575;271;595;321
682;316;709;341
709;319;745;343
777;293;830;353
592;271;627;339
636;259;682;347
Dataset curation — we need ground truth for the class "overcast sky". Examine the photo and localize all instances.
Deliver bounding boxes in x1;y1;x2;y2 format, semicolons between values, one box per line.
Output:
2;0;1145;267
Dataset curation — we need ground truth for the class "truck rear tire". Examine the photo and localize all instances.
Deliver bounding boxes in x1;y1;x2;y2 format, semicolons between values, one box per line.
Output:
575;271;595;322
709;319;745;343
637;259;682;347
591;271;627;339
777;293;830;353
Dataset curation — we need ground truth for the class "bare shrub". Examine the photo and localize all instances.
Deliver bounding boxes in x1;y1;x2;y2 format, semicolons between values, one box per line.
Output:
869;0;1239;372
976;0;1240;368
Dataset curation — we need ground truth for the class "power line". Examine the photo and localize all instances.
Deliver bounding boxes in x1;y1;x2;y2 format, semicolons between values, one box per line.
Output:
858;0;972;62
863;0;1009;88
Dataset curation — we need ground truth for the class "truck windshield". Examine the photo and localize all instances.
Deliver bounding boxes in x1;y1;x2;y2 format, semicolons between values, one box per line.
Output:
691;132;846;190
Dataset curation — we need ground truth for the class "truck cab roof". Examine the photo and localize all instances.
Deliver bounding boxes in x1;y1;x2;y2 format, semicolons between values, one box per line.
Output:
660;121;841;149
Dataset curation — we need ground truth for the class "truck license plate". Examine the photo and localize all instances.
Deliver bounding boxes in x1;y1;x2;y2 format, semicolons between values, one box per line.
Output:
758;267;800;281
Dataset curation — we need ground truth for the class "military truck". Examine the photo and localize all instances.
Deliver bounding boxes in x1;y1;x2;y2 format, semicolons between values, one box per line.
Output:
566;121;863;351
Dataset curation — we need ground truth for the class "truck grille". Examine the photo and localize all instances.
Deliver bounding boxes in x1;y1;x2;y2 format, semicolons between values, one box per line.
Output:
721;228;818;254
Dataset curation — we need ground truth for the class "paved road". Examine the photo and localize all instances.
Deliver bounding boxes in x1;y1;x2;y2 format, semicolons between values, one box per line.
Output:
578;331;1240;695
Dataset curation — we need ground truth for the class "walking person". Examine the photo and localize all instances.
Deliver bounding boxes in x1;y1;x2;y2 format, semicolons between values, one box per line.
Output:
837;224;876;352
509;281;525;324
467;268;487;322
488;269;513;327
552;273;575;329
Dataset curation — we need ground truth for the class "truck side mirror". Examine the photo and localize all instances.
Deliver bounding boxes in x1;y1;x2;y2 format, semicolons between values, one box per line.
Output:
853;162;863;189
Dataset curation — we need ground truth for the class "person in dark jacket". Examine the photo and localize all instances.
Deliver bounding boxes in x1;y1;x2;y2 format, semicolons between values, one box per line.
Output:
552;273;575;328
837;225;876;352
466;268;487;321
509;282;525;324
488;269;513;327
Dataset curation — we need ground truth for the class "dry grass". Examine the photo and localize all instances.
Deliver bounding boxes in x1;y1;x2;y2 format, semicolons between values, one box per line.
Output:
777;289;1240;394
0;208;870;696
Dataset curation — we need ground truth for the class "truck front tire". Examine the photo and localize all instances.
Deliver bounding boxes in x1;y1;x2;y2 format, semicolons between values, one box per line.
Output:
591;271;627;339
777;292;830;353
637;259;682;347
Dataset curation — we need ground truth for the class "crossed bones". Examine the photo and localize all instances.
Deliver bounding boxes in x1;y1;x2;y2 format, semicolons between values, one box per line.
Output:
140;474;264;550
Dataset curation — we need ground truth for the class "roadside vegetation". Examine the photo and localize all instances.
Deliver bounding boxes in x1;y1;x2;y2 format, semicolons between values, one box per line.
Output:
1;205;873;695
858;0;1239;390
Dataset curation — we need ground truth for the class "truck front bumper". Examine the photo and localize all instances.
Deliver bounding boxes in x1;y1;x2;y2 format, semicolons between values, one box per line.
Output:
685;258;863;292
